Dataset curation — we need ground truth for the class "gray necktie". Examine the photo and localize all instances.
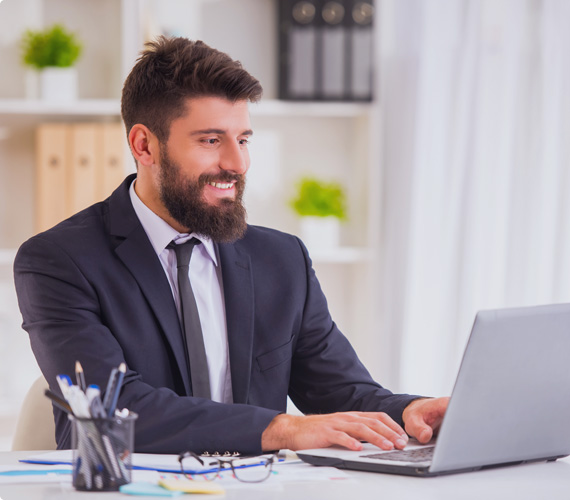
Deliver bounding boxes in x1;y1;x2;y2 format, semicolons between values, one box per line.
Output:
169;238;211;399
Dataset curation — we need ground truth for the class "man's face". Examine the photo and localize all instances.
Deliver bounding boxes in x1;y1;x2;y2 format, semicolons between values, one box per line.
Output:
156;97;252;242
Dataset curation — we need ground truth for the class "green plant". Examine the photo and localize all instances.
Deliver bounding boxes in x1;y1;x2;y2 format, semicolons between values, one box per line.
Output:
290;177;347;219
21;24;83;69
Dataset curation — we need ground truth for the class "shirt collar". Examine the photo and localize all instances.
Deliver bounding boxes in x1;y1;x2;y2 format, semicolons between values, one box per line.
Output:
128;179;218;266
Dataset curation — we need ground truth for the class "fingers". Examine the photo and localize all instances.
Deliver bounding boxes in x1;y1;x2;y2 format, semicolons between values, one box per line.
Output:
355;411;407;437
312;412;409;451
342;414;408;450
402;397;450;443
262;410;416;453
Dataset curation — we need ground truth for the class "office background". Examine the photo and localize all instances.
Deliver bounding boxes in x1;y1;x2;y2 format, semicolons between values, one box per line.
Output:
0;0;568;450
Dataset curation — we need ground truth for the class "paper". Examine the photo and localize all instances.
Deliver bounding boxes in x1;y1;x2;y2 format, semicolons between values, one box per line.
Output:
0;464;72;484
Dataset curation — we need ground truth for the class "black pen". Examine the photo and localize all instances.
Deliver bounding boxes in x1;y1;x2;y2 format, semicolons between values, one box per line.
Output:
75;360;87;392
44;388;73;415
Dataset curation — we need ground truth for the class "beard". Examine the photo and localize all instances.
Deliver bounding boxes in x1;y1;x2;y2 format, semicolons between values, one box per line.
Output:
158;146;248;243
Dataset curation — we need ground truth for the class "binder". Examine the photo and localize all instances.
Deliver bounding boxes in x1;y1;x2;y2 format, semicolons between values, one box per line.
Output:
99;123;126;200
320;0;347;99
279;0;319;99
348;0;374;100
35;124;69;233
278;0;374;101
68;124;100;215
35;122;126;234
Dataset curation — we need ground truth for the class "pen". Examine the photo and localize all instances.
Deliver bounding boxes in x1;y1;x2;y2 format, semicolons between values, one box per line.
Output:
106;363;126;417
102;367;118;411
56;374;73;398
44;389;73;415
86;385;106;418
75;360;87;392
66;386;91;418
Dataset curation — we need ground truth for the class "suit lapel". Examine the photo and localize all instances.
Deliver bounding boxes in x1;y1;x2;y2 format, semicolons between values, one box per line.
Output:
218;241;254;404
107;176;191;395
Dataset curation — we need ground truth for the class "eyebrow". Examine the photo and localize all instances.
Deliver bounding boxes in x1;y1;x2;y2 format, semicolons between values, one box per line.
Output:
190;128;253;136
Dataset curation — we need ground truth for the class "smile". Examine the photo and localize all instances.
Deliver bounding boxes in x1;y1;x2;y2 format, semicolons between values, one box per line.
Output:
207;181;234;190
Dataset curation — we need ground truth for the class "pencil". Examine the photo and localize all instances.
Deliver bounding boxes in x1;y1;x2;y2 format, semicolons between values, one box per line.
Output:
75;360;87;392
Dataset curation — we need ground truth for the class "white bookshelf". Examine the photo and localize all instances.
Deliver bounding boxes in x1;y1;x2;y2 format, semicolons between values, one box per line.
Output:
0;99;121;116
0;98;370;119
0;0;381;449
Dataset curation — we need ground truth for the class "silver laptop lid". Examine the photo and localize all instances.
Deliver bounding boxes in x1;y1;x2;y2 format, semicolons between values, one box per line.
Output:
431;303;570;473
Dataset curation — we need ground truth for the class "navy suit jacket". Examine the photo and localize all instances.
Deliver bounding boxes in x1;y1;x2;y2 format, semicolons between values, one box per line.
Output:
14;175;418;454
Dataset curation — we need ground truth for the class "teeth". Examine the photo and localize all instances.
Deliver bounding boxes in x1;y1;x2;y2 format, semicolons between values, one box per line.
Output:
208;182;233;189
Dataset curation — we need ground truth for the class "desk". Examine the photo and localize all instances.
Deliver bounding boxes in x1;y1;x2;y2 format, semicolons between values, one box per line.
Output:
1;451;570;500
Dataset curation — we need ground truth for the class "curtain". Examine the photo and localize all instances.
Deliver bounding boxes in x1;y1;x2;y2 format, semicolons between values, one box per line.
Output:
376;0;570;396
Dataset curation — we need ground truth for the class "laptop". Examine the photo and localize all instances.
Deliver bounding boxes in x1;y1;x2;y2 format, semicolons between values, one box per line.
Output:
298;303;570;477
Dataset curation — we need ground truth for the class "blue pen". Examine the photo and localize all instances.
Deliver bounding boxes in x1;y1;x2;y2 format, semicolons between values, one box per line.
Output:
102;367;118;411
106;363;126;417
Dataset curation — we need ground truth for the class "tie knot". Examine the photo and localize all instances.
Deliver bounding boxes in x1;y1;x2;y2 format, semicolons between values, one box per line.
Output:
168;237;201;267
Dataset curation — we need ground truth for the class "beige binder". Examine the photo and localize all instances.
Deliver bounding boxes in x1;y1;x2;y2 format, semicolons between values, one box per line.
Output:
35;124;69;233
68;124;100;214
100;123;126;200
35;122;126;234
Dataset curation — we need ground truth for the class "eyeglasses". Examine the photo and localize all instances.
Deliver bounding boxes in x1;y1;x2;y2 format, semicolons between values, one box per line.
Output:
177;451;278;483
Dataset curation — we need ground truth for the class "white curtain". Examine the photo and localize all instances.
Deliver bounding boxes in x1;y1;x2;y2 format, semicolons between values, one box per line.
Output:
376;0;570;396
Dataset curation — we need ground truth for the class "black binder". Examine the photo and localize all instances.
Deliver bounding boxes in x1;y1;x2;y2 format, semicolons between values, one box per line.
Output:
279;0;374;101
347;0;374;100
279;0;319;100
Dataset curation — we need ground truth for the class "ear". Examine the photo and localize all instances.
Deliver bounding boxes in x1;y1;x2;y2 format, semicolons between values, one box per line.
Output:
128;124;160;168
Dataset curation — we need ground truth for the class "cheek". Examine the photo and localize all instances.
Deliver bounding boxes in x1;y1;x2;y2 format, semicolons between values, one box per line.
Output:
243;150;251;171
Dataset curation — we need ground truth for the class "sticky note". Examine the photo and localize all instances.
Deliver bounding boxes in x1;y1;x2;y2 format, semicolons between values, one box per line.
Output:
158;478;226;495
119;481;184;496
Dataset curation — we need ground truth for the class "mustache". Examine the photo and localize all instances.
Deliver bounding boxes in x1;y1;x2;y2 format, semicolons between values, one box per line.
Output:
198;172;245;186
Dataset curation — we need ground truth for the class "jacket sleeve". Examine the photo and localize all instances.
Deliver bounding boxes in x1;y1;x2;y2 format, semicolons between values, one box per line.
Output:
288;237;422;428
14;235;280;455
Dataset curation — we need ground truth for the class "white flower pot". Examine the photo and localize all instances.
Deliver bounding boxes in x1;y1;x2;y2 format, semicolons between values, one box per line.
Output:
40;67;78;102
300;216;341;250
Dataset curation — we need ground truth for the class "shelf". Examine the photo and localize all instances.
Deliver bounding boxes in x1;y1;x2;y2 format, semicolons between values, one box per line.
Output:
308;247;372;264
251;100;372;118
0;99;120;116
0;99;370;119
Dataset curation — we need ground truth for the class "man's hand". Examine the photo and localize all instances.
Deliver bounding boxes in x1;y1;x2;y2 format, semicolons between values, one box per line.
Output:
402;397;450;443
261;411;409;452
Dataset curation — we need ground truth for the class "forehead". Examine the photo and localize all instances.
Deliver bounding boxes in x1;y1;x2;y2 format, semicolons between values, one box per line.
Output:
170;96;251;132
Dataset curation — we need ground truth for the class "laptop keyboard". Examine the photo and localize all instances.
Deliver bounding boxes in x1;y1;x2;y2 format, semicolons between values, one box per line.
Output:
362;446;435;463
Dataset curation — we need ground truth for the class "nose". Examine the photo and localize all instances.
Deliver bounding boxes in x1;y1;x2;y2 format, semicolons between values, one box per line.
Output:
219;141;249;175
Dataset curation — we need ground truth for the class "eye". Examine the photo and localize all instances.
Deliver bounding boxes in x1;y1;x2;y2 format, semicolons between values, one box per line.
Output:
239;138;250;146
202;138;219;145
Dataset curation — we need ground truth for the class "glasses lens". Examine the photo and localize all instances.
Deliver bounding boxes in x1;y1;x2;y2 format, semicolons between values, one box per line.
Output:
180;456;220;481
232;457;273;483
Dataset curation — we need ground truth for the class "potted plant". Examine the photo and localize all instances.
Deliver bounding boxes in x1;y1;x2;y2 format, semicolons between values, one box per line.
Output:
290;176;347;249
20;24;83;101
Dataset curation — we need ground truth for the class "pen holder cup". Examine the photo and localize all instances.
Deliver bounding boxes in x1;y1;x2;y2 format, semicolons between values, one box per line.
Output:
70;413;138;491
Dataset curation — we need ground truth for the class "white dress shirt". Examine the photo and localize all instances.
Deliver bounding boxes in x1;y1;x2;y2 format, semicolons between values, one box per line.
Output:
129;181;233;403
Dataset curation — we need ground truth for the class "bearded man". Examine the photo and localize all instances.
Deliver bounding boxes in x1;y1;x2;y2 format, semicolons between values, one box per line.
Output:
14;37;448;455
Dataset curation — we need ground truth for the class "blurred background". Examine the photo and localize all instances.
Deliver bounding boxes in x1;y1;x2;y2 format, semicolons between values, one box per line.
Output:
0;0;569;450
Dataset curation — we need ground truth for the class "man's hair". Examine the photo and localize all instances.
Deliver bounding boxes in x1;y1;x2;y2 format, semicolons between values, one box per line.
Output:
121;36;263;142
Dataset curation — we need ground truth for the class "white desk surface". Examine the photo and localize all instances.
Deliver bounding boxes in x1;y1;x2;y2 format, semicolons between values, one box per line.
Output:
1;450;570;500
